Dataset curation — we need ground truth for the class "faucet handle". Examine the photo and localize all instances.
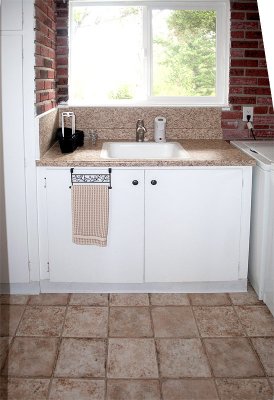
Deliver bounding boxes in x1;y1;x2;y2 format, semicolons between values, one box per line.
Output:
136;119;144;127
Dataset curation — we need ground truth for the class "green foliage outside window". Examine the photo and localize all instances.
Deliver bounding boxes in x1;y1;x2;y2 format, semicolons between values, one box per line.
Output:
153;10;216;97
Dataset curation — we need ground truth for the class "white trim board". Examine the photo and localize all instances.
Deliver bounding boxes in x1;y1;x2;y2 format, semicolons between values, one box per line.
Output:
40;279;247;293
0;282;40;295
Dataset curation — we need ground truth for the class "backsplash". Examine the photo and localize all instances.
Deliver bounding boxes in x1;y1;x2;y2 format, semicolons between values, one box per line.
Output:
37;107;222;156
58;107;222;141
38;108;59;156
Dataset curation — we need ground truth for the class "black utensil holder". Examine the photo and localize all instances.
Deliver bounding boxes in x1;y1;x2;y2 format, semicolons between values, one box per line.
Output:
56;128;84;153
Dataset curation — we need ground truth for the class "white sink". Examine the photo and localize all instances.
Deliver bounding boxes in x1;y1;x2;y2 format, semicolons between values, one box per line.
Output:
100;142;190;160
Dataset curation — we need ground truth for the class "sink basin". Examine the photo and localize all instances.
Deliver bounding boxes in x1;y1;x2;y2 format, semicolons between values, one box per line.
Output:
100;142;190;160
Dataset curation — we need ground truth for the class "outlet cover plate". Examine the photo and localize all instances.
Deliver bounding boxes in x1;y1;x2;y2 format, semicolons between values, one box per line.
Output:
243;106;254;122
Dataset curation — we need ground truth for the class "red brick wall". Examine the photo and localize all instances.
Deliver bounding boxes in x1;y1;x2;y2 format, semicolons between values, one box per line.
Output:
56;0;69;103
222;0;274;139
35;0;57;115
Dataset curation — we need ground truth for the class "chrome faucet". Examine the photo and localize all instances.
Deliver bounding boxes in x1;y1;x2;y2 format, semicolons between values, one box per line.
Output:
136;119;147;142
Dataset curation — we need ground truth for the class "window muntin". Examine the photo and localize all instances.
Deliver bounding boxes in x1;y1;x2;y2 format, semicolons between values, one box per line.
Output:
69;1;229;105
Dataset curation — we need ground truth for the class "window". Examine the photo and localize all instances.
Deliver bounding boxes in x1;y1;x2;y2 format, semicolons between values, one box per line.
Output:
69;0;230;105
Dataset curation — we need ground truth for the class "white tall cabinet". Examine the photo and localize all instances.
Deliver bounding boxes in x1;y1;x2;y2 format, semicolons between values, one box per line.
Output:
0;0;38;292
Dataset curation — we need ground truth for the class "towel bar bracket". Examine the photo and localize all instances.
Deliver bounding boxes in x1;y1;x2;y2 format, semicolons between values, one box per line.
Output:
69;167;112;189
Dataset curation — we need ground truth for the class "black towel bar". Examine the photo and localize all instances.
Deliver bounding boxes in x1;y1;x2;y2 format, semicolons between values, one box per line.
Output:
69;168;112;189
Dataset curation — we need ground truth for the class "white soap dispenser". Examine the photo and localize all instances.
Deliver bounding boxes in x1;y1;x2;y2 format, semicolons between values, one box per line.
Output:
154;116;166;143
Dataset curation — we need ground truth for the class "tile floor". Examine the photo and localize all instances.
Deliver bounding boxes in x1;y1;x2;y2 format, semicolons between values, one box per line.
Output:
0;286;274;400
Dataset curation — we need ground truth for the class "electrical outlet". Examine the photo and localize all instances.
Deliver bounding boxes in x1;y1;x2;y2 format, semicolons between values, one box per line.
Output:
243;106;254;122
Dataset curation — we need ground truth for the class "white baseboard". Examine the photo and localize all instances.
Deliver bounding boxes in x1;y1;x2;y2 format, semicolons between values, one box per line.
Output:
0;282;40;294
0;279;248;294
40;279;247;293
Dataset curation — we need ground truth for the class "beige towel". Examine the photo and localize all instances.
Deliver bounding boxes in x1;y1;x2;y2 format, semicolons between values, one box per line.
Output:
72;185;109;246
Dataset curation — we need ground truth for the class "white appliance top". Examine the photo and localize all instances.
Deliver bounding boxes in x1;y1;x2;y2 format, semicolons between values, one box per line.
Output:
231;140;274;170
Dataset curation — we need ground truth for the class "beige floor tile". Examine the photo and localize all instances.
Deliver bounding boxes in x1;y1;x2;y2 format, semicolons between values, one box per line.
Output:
193;306;245;337
107;338;158;378
252;338;274;376
28;293;69;306
204;338;265;378
107;379;161;400
0;337;12;369
55;338;106;378
70;293;108;306
110;294;149;306
0;305;25;336
156;338;211;378
215;378;273;400
49;379;105;400
229;284;263;306
0;294;29;305
150;294;189;306
152;306;199;338
0;378;50;400
2;337;58;377
109;307;153;337
63;306;108;338
17;306;66;337
235;306;274;336
189;293;231;306
162;379;219;400
269;377;274;390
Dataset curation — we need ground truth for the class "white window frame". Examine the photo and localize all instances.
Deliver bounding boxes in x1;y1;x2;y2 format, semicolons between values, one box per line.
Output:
69;0;230;106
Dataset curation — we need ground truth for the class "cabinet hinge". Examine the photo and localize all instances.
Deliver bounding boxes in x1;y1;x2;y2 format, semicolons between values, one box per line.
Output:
44;177;47;188
47;262;49;273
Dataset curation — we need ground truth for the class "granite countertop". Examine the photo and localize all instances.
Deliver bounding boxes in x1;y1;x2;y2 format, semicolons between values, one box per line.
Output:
37;139;256;167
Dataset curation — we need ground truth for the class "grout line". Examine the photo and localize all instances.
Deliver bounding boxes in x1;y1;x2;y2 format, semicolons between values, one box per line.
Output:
148;293;163;400
231;304;274;395
0;301;29;375
231;301;271;386
46;293;71;400
191;302;221;400
105;293;110;400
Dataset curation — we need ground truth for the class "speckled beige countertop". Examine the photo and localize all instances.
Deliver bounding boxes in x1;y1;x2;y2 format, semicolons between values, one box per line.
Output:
37;139;255;167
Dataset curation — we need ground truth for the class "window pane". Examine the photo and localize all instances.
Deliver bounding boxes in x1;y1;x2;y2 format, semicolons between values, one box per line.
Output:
71;6;144;102
152;10;216;97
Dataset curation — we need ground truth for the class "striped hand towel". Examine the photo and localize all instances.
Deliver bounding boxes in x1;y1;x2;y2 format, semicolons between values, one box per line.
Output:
72;185;109;246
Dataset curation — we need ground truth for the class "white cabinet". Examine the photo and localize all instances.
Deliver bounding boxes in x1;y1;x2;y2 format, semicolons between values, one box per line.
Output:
38;166;251;288
0;0;23;31
43;168;144;283
145;169;243;282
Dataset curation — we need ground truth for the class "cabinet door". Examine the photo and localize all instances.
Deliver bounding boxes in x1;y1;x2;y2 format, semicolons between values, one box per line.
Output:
145;169;243;282
46;169;144;283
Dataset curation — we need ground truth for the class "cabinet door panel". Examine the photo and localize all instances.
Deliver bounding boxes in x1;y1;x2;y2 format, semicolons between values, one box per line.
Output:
0;0;22;31
145;169;243;282
46;169;144;283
